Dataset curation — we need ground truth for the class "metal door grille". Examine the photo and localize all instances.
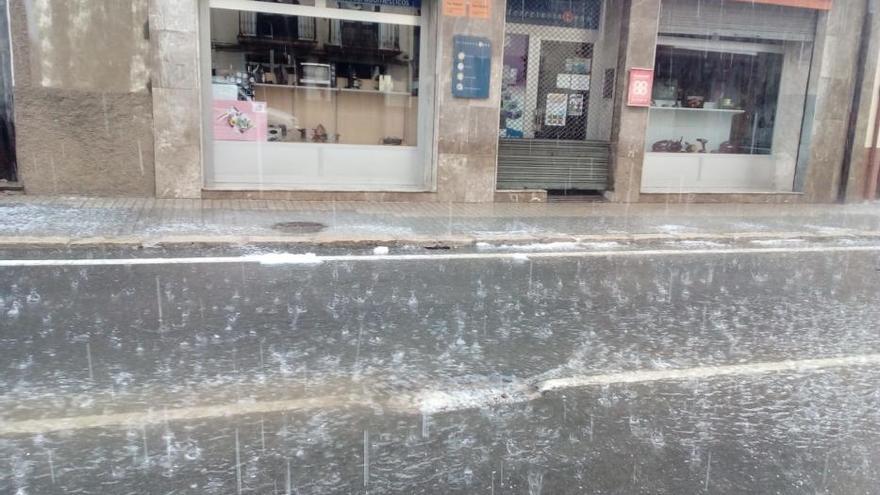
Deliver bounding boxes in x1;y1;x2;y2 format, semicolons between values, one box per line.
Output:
498;0;614;191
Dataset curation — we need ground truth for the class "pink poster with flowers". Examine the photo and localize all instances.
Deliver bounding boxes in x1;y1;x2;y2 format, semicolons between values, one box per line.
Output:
213;100;267;141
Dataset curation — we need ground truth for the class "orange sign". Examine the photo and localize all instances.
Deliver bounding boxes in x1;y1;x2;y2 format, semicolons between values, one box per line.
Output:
469;0;491;18
443;0;466;16
444;0;491;18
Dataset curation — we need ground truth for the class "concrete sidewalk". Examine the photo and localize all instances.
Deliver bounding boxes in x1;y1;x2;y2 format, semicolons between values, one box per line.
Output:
1;195;879;246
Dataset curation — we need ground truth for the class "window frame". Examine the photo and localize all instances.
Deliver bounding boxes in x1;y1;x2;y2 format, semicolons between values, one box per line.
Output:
199;0;438;192
210;0;421;27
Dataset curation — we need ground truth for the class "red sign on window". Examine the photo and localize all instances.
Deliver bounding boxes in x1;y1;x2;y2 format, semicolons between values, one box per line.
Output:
627;68;654;107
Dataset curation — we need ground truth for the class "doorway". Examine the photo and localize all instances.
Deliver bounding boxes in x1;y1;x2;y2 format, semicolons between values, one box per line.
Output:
496;0;620;194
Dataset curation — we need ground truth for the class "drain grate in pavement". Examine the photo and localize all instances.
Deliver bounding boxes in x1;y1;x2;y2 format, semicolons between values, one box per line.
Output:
271;221;327;234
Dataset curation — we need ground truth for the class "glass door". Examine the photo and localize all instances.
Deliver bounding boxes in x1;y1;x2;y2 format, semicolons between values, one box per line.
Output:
534;40;592;140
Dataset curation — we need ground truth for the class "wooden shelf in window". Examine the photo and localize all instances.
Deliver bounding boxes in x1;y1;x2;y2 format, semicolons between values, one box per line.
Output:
649;106;745;114
323;44;403;60
224;37;406;65
236;36;319;48
253;83;412;97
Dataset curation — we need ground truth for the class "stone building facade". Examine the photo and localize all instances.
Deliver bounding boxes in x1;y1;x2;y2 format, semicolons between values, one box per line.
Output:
6;0;880;203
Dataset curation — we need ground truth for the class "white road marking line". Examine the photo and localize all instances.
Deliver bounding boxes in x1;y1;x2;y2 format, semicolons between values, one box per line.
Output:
0;244;879;267
4;353;880;434
536;353;880;393
416;353;880;413
0;396;357;435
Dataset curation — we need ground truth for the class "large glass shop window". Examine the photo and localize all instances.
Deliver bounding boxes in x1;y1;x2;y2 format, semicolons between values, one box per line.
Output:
642;37;809;193
651;46;782;155
206;1;427;190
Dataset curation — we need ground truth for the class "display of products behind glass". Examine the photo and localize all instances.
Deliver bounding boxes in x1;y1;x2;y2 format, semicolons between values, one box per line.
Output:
648;45;783;155
210;8;420;146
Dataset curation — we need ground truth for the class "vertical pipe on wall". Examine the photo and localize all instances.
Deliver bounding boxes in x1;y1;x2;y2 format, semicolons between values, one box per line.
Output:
840;0;873;201
792;13;818;192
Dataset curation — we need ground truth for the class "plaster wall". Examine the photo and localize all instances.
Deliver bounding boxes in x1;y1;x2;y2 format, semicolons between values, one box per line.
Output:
10;0;155;196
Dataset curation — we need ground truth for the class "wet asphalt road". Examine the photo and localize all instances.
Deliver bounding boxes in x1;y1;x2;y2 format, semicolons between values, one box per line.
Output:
2;240;880;494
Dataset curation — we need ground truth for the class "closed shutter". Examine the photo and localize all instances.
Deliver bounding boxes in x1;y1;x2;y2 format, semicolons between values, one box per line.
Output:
659;0;817;41
497;139;610;190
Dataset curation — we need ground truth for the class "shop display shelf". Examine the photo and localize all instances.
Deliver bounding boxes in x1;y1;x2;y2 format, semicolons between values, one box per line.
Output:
254;83;412;97
649;106;745;114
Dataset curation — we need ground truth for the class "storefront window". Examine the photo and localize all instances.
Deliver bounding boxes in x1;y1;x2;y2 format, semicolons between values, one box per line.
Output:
204;0;429;190
649;44;783;155
640;0;820;194
642;37;810;193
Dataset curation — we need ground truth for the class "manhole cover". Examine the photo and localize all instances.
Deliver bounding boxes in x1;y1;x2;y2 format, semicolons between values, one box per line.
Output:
271;221;327;234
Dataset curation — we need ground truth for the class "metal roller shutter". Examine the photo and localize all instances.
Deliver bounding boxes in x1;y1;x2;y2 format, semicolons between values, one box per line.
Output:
659;0;817;41
497;139;609;190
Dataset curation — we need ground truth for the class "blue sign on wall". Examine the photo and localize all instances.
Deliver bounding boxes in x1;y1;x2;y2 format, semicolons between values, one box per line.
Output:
451;35;492;99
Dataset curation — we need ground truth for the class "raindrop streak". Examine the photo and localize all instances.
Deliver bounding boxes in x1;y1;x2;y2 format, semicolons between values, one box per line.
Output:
155;276;164;326
303;364;308;392
821;451;830;488
47;449;55;484
354;323;365;369
260;417;266;453
363;429;370;487
421;412;429;438
447;201;453;235
142;426;149;468
137;139;145;176
101;92;110;134
286;458;292;495
235;428;243;494
589;415;594;442
85;342;94;381
165;430;173;473
528;470;544;495
528;261;534;293
705;450;712;491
